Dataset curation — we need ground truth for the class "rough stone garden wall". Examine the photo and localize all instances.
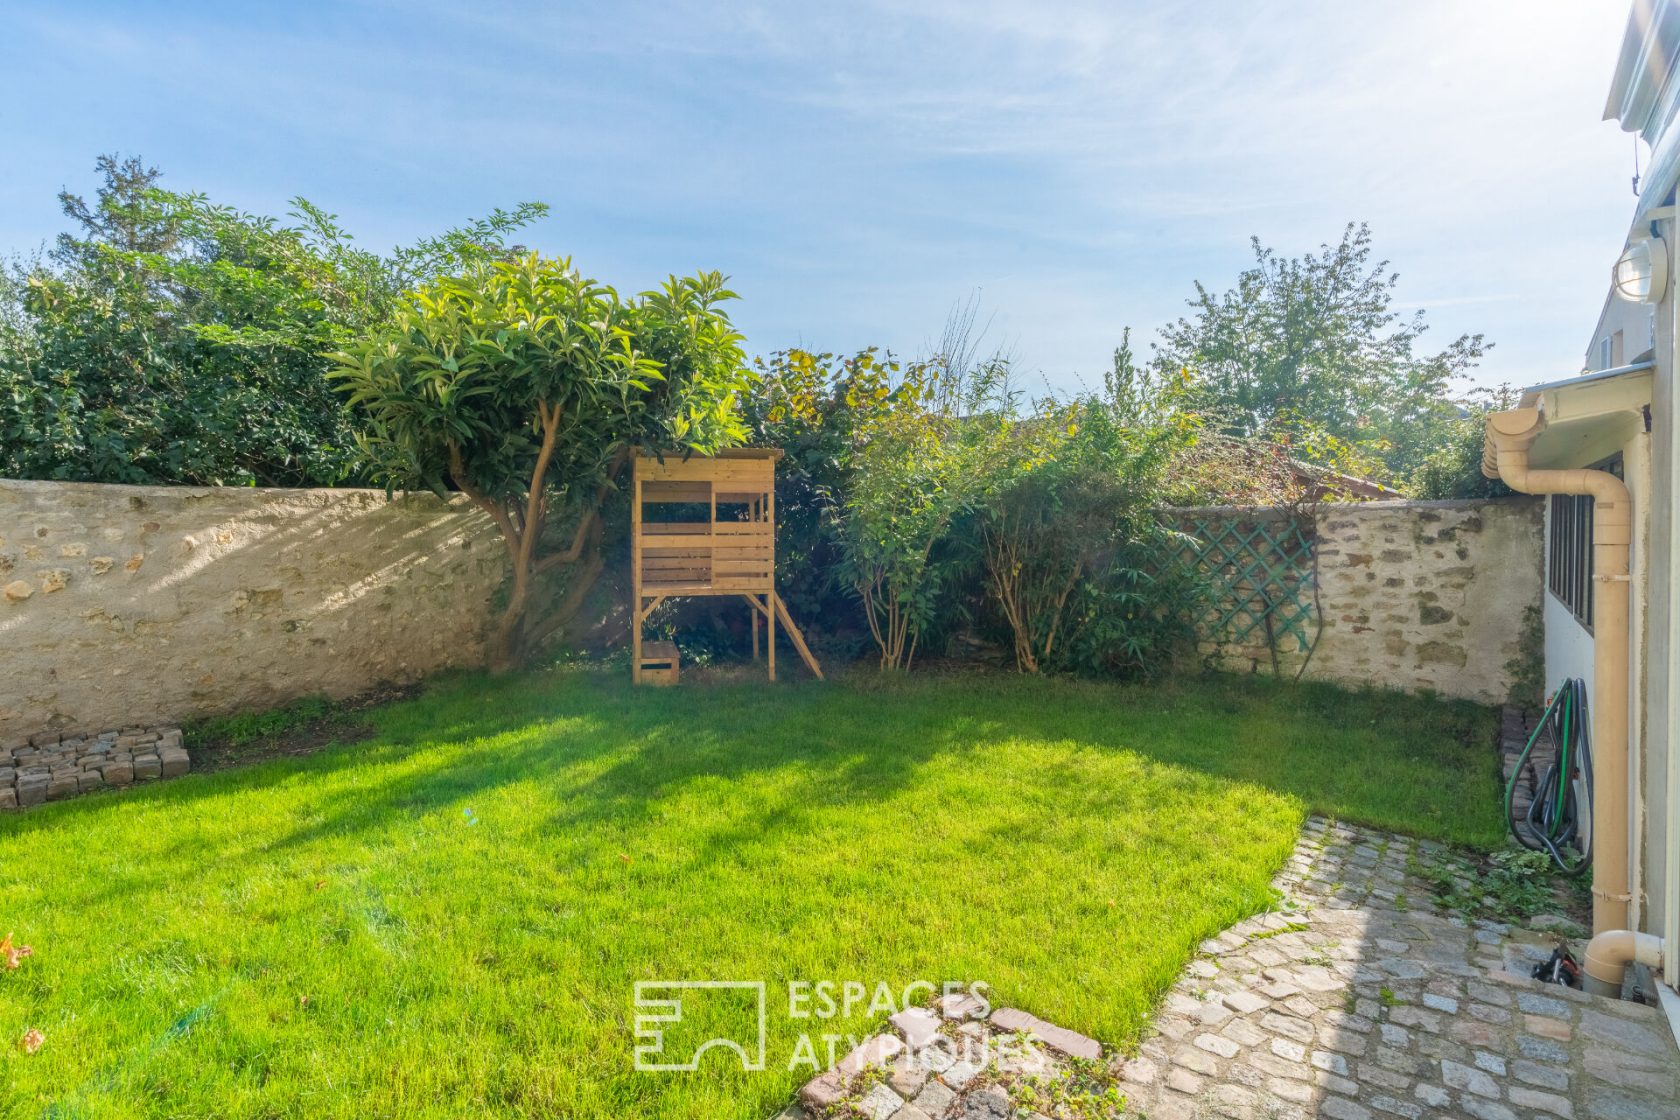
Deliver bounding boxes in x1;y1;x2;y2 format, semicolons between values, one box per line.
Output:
0;480;503;744
1;480;1544;756
1178;498;1543;705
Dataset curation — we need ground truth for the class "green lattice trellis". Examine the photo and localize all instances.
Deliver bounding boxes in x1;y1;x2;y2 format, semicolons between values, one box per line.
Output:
1170;512;1317;652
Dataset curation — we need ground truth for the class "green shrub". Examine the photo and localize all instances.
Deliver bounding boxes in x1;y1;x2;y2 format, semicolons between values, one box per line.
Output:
978;338;1202;675
744;347;900;644
1408;403;1516;500
0;154;544;486
832;356;1016;670
746;345;1005;665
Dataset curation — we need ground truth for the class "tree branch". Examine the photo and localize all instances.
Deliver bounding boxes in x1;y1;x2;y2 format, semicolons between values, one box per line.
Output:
532;445;633;575
516;401;562;577
534;507;600;574
448;439;518;561
522;532;607;652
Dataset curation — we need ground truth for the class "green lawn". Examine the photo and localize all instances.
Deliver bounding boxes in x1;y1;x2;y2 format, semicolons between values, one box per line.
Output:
0;668;1501;1119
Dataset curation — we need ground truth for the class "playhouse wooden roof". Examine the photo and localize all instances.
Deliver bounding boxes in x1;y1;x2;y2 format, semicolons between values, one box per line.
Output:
635;447;785;462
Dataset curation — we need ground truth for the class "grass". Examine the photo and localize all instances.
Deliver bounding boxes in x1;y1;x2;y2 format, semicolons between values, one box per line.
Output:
0;668;1501;1119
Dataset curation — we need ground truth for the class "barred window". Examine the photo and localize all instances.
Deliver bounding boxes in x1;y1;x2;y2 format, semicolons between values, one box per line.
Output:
1547;455;1622;630
1548;493;1593;628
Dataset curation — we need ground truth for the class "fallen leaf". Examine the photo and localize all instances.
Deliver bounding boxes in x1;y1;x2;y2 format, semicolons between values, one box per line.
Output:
0;933;33;970
19;1029;43;1054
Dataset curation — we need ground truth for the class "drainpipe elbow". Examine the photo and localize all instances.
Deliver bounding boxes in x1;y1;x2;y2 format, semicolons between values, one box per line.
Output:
1482;408;1546;489
1583;930;1666;997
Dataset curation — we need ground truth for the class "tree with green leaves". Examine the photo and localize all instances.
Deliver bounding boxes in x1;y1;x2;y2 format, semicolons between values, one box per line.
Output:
0;154;544;485
980;333;1203;674
743;346;919;641
1407;385;1517;500
829;352;1018;671
330;255;753;670
1151;222;1488;482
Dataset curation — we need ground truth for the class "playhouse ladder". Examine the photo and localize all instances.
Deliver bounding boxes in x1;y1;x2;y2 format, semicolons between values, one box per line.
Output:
773;593;823;680
745;592;823;681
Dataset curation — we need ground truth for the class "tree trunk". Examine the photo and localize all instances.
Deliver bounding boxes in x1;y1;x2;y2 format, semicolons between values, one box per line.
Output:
519;519;608;656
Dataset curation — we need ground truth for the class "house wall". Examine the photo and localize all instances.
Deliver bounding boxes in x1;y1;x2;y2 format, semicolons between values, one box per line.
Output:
1585;290;1656;370
1541;595;1596;696
1602;0;1680;983
1651;211;1678;968
0;479;503;744
1193;498;1544;705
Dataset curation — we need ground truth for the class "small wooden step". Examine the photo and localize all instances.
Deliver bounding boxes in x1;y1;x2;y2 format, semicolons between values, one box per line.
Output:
638;641;680;686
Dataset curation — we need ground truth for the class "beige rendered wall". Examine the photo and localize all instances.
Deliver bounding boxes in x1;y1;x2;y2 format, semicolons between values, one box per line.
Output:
1646;216;1676;961
1309;499;1543;705
0;480;503;743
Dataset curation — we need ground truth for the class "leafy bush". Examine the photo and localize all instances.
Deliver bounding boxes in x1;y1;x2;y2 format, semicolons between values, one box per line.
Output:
743;348;896;634
0;155;544;486
832;355;1016;670
750;334;1210;676
979;339;1204;675
1408;389;1517;500
748;345;990;660
1150;222;1489;483
1054;540;1205;677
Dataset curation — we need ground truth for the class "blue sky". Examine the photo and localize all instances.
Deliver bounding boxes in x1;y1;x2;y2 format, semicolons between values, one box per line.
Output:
0;1;1640;394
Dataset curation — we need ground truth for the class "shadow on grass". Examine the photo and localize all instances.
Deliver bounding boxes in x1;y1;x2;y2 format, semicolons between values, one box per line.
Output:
0;664;1519;1120
1;666;1504;874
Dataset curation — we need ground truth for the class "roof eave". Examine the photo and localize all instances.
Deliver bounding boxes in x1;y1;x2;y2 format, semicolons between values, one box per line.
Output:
1605;0;1680;135
1518;364;1654;470
1519;359;1655;405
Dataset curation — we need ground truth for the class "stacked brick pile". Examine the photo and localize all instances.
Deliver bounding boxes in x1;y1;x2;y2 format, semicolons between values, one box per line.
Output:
0;727;189;809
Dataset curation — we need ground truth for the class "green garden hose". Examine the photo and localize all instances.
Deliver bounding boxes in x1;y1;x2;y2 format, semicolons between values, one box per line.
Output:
1504;678;1593;877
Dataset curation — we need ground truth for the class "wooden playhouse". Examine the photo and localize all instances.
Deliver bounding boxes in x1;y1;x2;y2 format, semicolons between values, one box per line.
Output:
630;449;822;684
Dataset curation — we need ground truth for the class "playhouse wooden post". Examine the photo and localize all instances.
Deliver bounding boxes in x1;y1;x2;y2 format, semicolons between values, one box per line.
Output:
766;481;776;681
750;494;760;662
631;474;643;684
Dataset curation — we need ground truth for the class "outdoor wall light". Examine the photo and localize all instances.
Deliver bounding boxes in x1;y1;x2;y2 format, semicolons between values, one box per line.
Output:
1612;236;1668;304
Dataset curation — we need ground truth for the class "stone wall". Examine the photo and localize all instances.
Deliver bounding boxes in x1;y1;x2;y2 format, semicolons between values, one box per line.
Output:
0;480;504;743
1189;498;1543;704
0;480;1543;748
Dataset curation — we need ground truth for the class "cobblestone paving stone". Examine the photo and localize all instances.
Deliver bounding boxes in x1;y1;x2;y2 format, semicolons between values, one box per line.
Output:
774;817;1679;1120
1117;817;1680;1120
782;992;1116;1120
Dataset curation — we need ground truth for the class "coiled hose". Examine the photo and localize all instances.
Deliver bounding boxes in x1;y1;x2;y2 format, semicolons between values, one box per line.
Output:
1504;678;1593;876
